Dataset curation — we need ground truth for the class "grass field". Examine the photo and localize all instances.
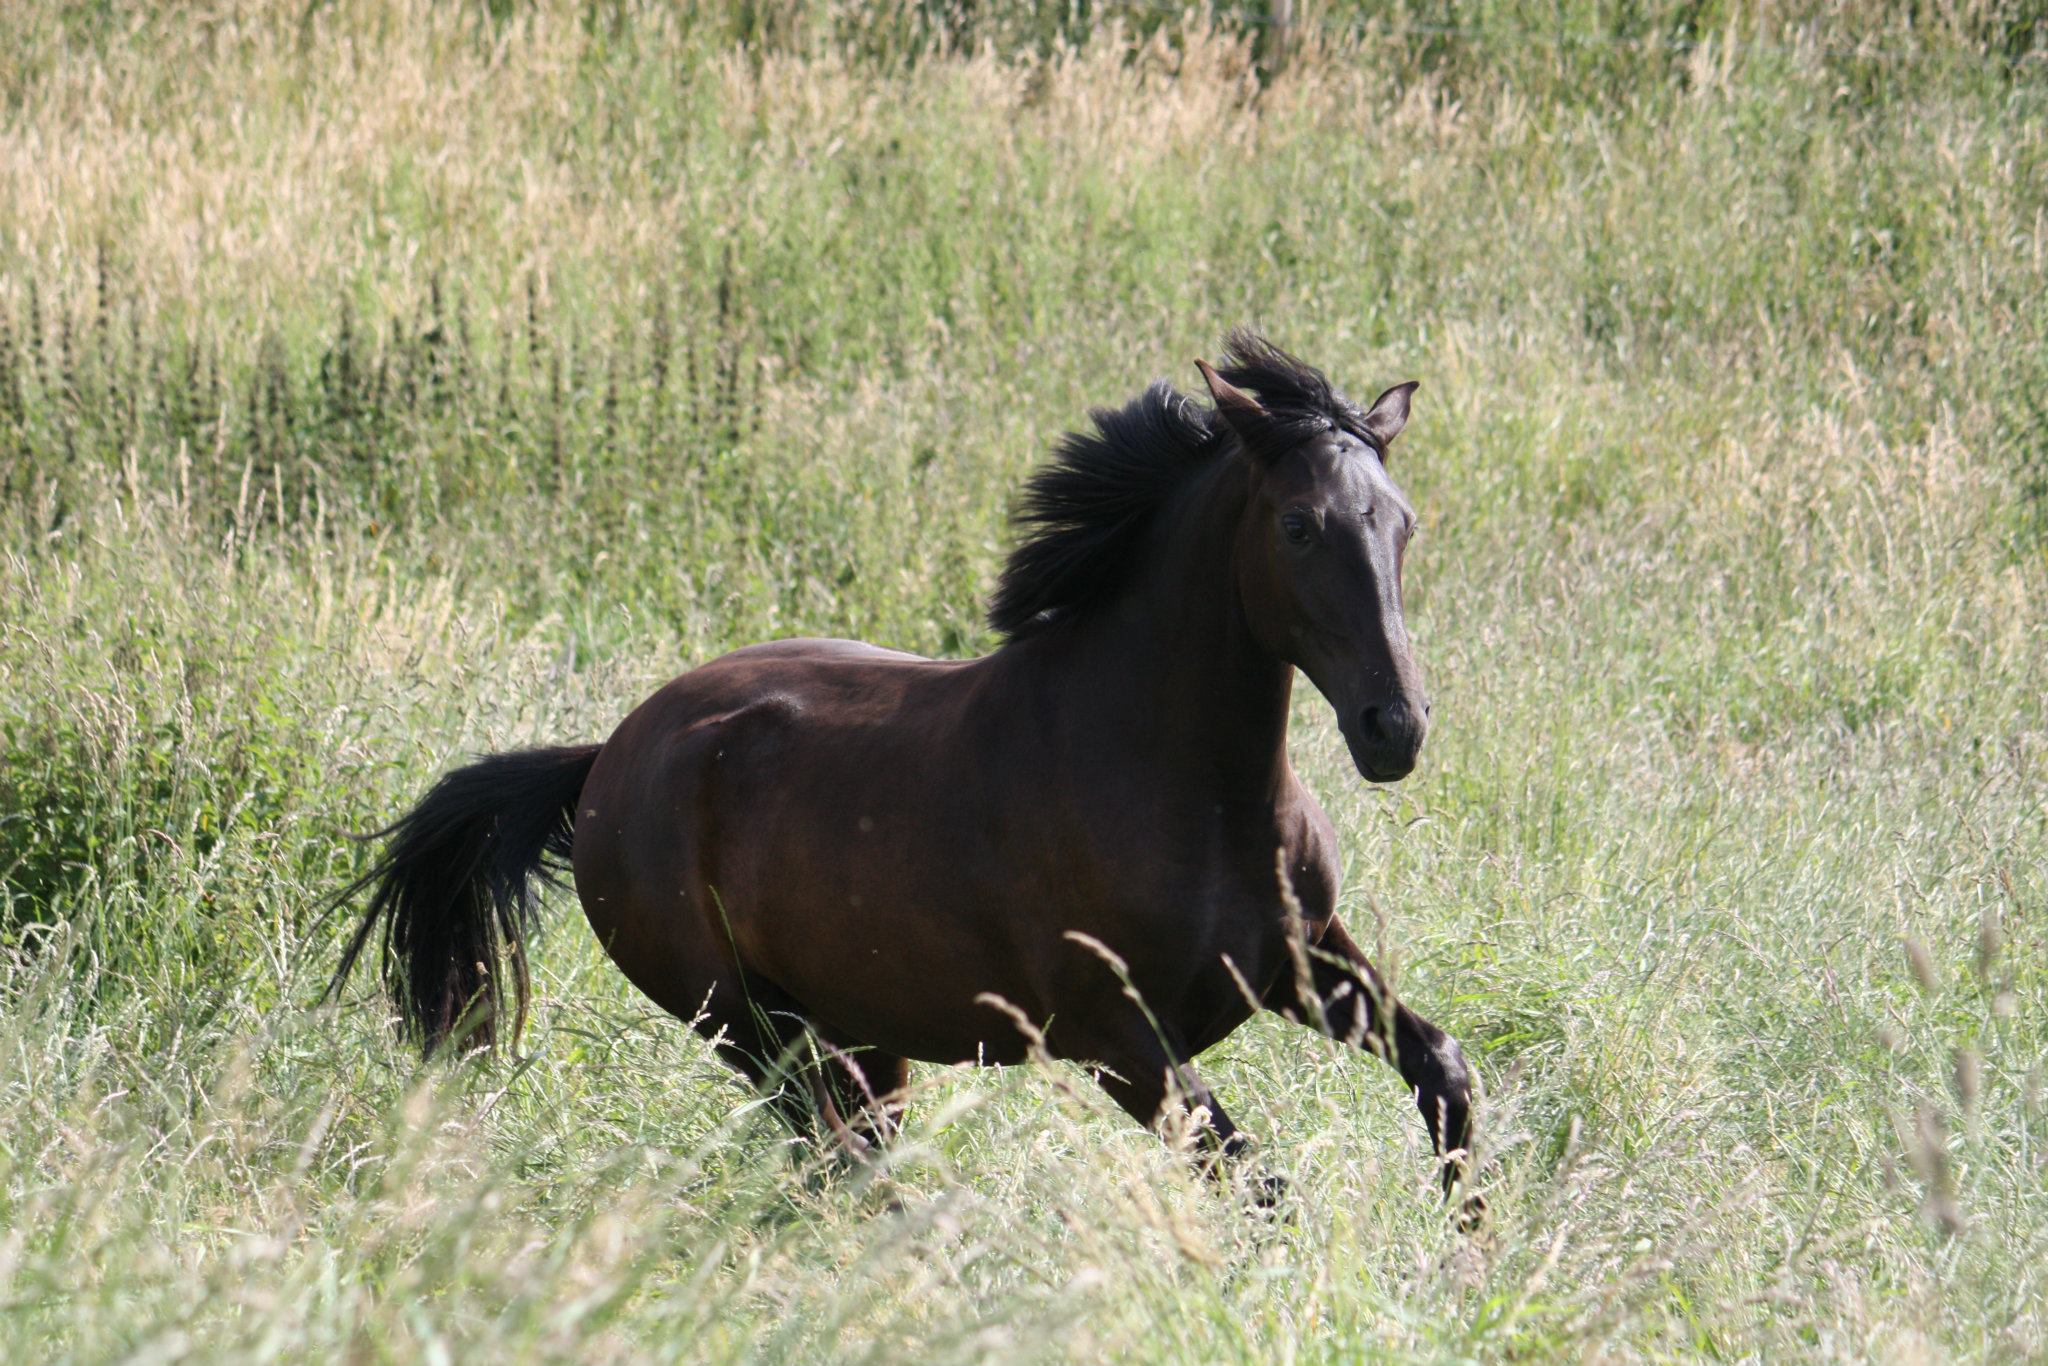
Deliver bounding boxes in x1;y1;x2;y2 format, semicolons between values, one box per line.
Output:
2;1;2045;1359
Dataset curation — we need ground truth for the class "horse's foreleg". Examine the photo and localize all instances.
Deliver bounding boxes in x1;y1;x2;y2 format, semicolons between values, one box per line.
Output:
1265;916;1480;1217
812;1030;912;1151
1085;1042;1282;1205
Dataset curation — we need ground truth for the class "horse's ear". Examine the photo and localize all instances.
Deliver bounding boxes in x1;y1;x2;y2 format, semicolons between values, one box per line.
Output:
1195;358;1266;444
1361;381;1420;453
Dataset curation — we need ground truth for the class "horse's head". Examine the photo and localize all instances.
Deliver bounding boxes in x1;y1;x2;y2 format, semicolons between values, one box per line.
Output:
1197;335;1427;783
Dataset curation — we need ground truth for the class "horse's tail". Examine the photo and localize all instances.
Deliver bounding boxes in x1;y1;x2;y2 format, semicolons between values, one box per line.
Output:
327;744;602;1055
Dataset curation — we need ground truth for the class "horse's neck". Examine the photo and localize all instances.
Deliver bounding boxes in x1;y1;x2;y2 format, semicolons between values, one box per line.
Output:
1042;456;1296;799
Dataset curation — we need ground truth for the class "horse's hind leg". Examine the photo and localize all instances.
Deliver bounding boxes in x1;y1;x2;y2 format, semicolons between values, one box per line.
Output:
682;974;825;1141
688;981;908;1161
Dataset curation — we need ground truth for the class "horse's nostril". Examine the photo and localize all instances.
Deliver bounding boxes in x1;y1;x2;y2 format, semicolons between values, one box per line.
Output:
1359;701;1426;757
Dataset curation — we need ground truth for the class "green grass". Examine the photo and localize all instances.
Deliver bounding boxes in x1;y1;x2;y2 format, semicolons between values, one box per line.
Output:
2;1;2045;1359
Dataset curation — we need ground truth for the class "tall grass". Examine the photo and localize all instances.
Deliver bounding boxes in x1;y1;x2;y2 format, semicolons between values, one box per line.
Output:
2;1;2044;1359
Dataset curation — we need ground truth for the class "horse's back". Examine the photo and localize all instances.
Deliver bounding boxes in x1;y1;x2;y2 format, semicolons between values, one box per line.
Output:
573;634;986;865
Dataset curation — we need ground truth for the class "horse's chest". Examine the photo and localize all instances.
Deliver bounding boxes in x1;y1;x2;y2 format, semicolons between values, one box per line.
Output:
1122;822;1338;1003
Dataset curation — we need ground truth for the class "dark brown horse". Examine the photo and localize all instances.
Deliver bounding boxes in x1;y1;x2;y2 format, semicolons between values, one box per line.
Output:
332;331;1479;1213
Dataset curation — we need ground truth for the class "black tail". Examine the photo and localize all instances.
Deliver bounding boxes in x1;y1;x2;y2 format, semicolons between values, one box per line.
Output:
328;745;601;1054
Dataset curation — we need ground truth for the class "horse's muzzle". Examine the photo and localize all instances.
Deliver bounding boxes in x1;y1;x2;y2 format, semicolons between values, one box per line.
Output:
1348;698;1428;782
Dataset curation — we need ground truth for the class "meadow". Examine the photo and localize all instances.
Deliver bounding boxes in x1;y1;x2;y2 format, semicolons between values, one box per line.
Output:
1;1;2045;1359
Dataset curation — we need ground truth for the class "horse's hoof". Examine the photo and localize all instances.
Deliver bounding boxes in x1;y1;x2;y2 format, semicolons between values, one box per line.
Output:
1248;1171;1290;1211
1453;1190;1488;1233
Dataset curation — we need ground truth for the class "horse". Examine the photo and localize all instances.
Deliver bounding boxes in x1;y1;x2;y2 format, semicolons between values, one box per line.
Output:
330;330;1480;1216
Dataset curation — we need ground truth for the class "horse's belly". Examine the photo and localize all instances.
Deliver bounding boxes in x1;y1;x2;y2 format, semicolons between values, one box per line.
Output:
683;713;1040;1061
726;839;1049;1066
734;858;1296;1070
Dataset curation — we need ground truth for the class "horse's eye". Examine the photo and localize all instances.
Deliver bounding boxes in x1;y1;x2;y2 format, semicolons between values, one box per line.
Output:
1281;511;1311;544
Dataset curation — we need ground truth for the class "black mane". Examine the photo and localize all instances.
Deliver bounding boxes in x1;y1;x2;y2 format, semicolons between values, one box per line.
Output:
988;330;1354;638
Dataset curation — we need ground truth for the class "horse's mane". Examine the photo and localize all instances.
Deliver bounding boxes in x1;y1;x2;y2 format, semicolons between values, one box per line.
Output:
988;329;1353;639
